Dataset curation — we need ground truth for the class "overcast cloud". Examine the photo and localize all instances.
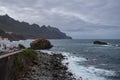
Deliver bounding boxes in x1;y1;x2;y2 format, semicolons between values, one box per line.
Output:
0;0;120;39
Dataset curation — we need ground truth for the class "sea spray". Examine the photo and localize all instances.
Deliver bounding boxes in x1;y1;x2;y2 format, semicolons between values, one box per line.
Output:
40;50;116;80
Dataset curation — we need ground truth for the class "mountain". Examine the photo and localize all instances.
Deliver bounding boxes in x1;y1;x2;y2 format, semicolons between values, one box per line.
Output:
0;14;72;39
0;28;25;40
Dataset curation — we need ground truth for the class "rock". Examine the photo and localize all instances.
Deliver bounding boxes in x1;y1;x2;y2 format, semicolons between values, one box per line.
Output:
18;52;76;80
18;78;29;80
18;44;26;49
52;54;64;60
32;60;38;65
93;40;108;45
30;38;53;50
68;73;73;76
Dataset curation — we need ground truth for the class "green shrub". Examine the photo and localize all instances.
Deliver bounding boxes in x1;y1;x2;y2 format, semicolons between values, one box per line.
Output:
20;49;37;61
15;49;37;66
14;49;37;79
18;44;26;49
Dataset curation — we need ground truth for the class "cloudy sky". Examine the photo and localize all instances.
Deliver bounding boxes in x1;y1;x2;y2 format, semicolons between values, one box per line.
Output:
0;0;120;39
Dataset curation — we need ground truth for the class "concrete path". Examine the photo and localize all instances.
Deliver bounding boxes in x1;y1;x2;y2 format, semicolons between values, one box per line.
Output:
0;49;24;59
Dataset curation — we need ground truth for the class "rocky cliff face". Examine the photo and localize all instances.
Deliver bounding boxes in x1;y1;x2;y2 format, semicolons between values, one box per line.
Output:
0;54;17;80
0;14;72;39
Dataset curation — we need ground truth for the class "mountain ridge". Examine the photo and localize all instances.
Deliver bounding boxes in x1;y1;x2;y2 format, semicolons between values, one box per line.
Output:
0;14;72;40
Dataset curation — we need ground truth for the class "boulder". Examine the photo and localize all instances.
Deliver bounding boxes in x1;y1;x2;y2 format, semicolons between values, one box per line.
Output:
93;40;108;45
30;38;53;50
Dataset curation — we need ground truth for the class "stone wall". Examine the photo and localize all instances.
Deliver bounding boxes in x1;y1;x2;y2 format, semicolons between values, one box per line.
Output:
0;54;17;80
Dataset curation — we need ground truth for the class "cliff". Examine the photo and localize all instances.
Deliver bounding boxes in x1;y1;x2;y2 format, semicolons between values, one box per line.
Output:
0;49;75;80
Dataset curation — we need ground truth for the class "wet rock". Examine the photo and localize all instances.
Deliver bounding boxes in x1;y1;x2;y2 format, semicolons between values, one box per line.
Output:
18;52;76;80
93;40;108;45
32;60;38;65
30;38;53;50
68;73;73;76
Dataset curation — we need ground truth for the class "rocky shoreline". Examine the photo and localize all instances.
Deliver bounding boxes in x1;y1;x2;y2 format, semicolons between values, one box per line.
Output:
18;51;76;80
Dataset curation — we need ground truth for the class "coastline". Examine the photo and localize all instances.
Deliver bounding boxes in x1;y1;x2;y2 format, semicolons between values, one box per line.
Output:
18;51;76;80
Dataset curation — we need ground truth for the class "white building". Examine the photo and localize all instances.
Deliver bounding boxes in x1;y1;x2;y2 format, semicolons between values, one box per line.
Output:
0;37;12;52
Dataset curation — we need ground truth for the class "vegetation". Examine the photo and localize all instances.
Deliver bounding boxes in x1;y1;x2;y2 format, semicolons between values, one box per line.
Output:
18;44;26;49
14;49;37;79
30;38;53;50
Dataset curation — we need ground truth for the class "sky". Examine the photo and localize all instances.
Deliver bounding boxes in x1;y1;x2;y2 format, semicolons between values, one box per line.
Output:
0;0;120;39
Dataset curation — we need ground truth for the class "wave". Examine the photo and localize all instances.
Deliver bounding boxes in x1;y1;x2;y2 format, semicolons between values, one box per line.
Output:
40;50;116;80
101;43;120;47
11;39;33;48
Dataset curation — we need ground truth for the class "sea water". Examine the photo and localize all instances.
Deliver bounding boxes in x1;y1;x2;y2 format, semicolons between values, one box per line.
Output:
46;39;120;80
13;39;120;80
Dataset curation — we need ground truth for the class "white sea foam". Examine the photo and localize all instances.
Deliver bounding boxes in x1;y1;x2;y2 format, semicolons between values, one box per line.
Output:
11;39;33;48
102;44;120;47
39;50;116;80
101;43;112;47
62;52;116;80
40;50;54;55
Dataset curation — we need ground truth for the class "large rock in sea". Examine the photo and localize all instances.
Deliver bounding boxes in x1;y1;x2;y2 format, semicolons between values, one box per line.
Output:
93;40;108;45
30;38;53;50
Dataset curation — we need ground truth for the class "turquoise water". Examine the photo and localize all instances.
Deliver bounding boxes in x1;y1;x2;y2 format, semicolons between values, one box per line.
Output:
48;39;120;80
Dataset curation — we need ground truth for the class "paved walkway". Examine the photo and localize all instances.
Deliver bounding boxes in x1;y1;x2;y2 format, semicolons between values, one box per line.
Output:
0;49;24;59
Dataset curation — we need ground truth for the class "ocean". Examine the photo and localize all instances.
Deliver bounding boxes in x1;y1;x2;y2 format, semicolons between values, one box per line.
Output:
13;39;120;80
43;39;120;80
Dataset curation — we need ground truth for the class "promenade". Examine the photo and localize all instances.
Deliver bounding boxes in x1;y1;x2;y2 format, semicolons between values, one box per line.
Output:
0;49;24;59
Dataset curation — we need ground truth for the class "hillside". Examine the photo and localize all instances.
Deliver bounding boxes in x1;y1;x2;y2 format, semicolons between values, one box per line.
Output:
0;14;72;39
0;28;25;40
